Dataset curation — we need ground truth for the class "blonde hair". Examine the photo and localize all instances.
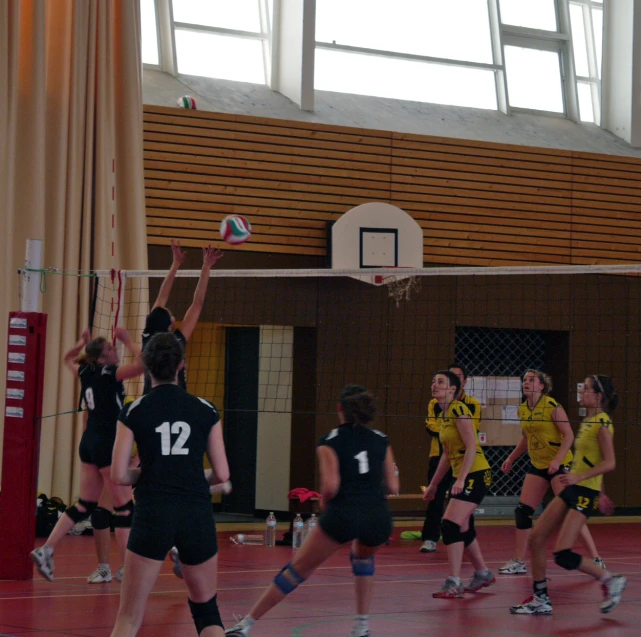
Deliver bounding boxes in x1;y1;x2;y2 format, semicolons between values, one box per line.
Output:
523;369;553;394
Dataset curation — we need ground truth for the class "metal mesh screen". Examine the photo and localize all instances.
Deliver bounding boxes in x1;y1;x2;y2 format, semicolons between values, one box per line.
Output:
484;446;532;496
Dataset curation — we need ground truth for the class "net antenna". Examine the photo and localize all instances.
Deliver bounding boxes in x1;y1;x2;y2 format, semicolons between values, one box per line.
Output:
330;202;424;306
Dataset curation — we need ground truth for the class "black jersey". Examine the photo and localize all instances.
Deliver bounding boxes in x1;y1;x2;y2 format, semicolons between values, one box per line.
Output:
79;364;126;437
141;328;187;394
119;384;220;502
318;423;389;503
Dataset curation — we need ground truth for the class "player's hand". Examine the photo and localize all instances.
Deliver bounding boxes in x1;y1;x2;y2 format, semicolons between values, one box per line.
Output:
547;460;561;475
451;478;465;496
81;328;91;344
557;472;579;488
114;326;131;344
423;485;437;502
203;245;224;268
598;493;615;516
501;458;513;474
171;239;187;267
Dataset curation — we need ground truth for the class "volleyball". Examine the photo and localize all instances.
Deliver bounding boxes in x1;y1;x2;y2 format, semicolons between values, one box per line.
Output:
176;95;197;109
220;214;252;245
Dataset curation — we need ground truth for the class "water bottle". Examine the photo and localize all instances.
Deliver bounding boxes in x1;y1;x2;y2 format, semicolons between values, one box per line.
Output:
230;534;264;545
292;513;305;550
265;512;277;547
304;513;317;542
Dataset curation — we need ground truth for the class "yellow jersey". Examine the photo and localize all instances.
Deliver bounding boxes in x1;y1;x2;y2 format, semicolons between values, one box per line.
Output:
571;412;614;492
425;391;482;458
438;400;490;478
518;396;572;470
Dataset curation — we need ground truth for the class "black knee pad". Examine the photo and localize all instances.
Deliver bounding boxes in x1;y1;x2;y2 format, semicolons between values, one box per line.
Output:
515;503;535;530
554;549;582;571
463;515;476;547
91;506;112;531
441;519;463;546
188;594;223;635
113;500;134;528
66;498;98;523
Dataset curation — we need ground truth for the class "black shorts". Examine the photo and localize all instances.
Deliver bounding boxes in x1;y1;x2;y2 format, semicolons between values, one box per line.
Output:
450;469;492;505
78;428;115;469
319;500;392;547
528;464;571;482
559;485;600;518
128;497;218;564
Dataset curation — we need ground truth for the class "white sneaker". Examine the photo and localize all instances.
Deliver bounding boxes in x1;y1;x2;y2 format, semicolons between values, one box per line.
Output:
30;546;54;581
510;594;553;615
593;556;606;569
225;625;250;636
87;566;112;583
600;575;627;614
348;627;369;637
499;558;527;574
114;566;124;582
420;540;437;553
169;547;183;579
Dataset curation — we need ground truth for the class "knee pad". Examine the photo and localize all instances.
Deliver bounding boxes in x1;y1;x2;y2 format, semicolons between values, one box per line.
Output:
554;549;582;571
441;519;463;546
350;552;375;576
91;506;112;531
273;561;306;595
66;498;98;523
515;503;535;530
462;516;476;548
113;500;134;528
188;594;223;635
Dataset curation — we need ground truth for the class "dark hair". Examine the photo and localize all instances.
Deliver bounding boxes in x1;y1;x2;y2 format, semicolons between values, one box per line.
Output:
589;374;619;414
434;370;461;396
75;337;107;366
143;332;184;382
448;363;468;379
523;369;553;394
144;307;172;335
340;385;376;425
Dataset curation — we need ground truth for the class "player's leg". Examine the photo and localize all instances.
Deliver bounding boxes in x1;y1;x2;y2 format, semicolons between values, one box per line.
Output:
182;553;224;637
87;487;114;583
421;458;447;552
500;472;548;574
31;461;103;581
226;524;342;636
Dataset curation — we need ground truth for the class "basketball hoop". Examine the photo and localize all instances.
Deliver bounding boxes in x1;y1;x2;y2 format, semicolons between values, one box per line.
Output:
379;268;421;307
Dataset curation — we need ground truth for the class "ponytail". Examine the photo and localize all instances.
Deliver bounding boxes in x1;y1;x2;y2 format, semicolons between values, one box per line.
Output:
75;337;107;366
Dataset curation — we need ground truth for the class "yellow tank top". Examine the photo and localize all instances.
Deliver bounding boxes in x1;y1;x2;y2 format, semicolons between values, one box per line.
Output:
425;392;482;458
572;412;614;492
438;400;490;478
518;396;573;470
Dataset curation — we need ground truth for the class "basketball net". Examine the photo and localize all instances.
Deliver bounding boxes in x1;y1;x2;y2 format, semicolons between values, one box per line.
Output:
383;274;421;307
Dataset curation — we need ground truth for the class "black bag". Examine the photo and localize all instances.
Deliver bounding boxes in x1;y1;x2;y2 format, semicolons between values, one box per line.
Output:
36;494;66;537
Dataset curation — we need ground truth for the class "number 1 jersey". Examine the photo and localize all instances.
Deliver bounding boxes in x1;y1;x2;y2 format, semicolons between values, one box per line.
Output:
119;384;221;502
318;423;389;503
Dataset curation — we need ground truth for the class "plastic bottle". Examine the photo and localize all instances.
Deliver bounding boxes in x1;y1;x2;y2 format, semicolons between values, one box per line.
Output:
292;513;305;550
304;513;317;542
230;534;264;545
265;512;277;547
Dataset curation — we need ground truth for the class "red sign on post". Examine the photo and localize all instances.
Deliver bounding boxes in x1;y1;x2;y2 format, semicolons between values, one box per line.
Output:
0;312;47;579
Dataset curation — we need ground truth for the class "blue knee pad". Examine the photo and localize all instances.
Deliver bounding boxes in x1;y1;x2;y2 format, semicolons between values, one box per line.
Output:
441;519;463;546
554;549;582;571
66;498;97;523
515;503;535;530
350;552;375;576
274;562;306;595
91;506;112;531
113;500;134;528
188;594;223;635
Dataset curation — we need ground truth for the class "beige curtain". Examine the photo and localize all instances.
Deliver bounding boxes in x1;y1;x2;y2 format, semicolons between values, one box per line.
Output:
0;0;148;503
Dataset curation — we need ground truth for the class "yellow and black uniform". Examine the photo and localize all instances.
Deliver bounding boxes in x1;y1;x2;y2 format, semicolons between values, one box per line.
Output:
519;395;572;481
560;412;613;517
439;400;492;504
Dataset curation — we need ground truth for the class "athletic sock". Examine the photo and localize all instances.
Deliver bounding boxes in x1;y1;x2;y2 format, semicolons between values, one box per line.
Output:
99;563;110;571
239;615;256;630
476;568;491;576
449;576;461;586
355;614;369;629
534;579;548;598
600;571;613;584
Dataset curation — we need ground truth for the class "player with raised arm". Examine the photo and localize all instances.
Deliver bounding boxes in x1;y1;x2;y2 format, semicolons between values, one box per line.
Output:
423;370;494;598
225;385;399;637
510;374;626;615
30;327;144;582
109;333;230;637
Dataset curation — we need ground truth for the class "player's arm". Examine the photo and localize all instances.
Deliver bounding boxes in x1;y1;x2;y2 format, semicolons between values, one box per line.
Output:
111;422;140;485
317;444;340;504
63;329;91;375
383;445;400;495
451;414;477;494
502;434;528;473
179;245;224;342
152;239;186;311
558;426;616;488
425;399;438;436
205;421;230;485
549;405;574;474
423;452;450;501
113;327;145;381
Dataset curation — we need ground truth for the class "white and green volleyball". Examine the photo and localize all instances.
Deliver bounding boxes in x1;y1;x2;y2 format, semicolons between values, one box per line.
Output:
176;95;197;109
220;214;252;245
